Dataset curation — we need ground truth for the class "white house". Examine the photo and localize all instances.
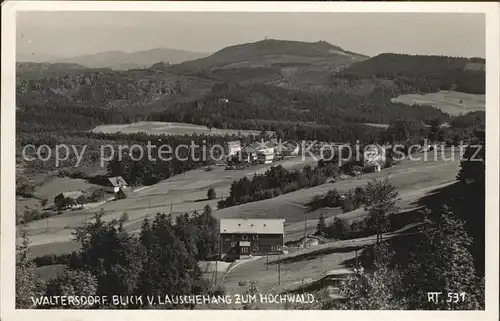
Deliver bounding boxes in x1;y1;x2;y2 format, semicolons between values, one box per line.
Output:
104;176;128;193
226;141;242;157
256;142;275;164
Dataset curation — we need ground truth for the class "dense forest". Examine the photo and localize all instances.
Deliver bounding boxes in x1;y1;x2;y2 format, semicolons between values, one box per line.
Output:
337;53;485;94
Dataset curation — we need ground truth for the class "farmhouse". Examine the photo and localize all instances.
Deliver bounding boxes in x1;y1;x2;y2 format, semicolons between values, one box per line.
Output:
239;145;258;163
54;191;84;209
220;218;285;260
226;140;242;156
104;176;128;193
256;142;275;164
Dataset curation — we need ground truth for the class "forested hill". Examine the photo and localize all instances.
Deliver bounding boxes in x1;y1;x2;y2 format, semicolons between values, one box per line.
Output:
169;39;368;72
337;53;485;94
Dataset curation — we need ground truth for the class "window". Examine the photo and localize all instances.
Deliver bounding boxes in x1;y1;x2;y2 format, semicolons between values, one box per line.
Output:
230;241;236;247
271;245;282;251
225;237;231;242
241;234;248;240
241;247;248;253
253;244;258;252
252;234;259;240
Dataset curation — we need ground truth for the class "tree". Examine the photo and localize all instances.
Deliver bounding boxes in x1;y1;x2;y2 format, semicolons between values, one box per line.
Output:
72;212;144;298
192;205;219;260
334;242;407;310
241;281;260;310
16;221;45;308
45;270;98;308
457;130;485;185
404;206;484;310
137;213;208;305
364;179;399;245
329;217;348;240
207;188;216;200
315;213;327;237
428;118;444;143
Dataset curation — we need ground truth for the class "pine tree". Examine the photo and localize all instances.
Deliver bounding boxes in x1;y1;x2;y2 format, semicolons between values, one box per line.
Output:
207;188;216;200
315;213;327;237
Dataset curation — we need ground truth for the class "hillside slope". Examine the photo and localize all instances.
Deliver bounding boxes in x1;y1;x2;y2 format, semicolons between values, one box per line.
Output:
50;48;210;70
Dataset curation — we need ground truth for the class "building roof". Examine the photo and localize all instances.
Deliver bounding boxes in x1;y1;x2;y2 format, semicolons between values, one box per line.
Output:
226;140;241;146
220;218;285;234
107;176;127;187
57;191;83;199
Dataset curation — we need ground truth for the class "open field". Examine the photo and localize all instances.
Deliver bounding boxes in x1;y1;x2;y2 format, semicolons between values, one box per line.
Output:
216;150;460;240
17;176;104;213
92;121;274;137
391;90;485;116
25;156;317;257
363;123;389;129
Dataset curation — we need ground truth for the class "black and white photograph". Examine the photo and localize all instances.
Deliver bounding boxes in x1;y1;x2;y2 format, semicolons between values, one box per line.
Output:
1;1;499;319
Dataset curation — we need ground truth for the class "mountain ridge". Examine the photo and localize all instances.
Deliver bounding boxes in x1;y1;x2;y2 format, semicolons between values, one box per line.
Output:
17;48;211;71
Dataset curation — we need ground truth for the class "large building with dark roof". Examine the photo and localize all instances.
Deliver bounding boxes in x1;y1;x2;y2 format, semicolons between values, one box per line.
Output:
219;218;285;259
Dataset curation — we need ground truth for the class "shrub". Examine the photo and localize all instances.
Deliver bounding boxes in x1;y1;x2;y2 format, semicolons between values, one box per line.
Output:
207;188;216;200
341;198;356;213
325;217;349;240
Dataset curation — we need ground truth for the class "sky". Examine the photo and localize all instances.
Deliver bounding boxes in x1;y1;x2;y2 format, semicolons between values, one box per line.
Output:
16;11;486;60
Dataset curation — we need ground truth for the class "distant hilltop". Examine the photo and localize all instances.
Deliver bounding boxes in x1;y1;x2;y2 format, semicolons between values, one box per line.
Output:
17;48;211;71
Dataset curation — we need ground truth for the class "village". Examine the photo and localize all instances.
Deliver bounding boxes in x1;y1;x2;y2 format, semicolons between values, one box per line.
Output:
46;137;395;214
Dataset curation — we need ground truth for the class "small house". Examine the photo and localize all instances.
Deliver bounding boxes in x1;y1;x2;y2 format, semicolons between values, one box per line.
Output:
225;141;242;157
256;142;275;164
104;176;128;193
54;191;84;209
239;145;257;163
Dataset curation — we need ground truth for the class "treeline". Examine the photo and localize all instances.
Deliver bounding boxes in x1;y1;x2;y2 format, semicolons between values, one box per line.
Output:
337;53;485;94
18;206;221;309
217;163;338;209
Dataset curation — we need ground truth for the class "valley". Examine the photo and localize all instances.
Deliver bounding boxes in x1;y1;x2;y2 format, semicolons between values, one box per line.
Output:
14;37;486;310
